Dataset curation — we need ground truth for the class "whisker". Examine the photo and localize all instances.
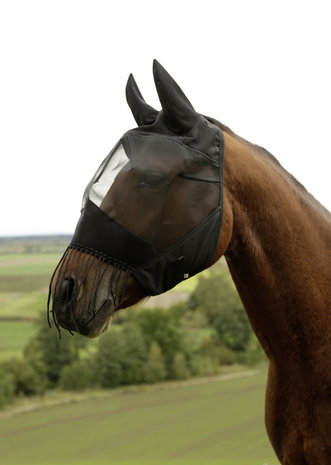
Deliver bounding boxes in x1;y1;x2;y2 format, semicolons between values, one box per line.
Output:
80;254;96;318
87;254;104;316
47;247;69;328
51;247;73;337
91;256;107;312
69;247;86;332
48;245;133;337
110;267;120;310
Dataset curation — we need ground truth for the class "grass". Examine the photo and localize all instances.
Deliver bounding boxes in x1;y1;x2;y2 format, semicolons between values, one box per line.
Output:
9;462;271;465
0;254;59;358
0;321;37;354
0;461;274;465
0;254;60;320
0;290;48;319
0;253;62;276
0;369;279;465
0;274;52;292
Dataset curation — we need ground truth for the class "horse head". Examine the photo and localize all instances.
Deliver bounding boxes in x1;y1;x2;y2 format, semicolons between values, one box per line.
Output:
48;60;231;337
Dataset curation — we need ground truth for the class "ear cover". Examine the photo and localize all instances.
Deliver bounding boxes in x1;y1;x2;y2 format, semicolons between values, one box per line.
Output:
125;73;159;126
153;59;199;133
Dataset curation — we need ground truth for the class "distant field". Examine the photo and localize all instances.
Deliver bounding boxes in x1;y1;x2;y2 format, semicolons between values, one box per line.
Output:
0;321;37;353
0;253;62;277
0;253;60;312
0;369;279;465
0;290;48;318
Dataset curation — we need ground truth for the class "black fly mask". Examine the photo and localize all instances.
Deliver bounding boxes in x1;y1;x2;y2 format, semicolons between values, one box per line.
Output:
48;60;224;335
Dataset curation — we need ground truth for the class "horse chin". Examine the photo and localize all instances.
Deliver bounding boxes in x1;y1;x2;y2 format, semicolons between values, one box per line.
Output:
78;299;114;338
77;280;148;337
56;298;114;338
76;282;146;337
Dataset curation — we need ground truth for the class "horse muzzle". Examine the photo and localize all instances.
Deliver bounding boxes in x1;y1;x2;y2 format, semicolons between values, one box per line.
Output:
48;248;147;337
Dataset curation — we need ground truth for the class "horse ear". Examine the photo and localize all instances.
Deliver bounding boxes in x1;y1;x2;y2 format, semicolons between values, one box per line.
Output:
153;59;199;133
126;73;159;126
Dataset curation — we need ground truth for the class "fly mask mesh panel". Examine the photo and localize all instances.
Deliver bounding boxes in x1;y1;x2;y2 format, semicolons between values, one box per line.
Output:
48;123;224;335
68;128;224;295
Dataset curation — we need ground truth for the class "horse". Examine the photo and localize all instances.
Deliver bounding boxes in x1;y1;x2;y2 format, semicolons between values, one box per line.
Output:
48;60;331;465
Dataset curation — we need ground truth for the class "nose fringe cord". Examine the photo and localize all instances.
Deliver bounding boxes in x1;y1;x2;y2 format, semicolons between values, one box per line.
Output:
47;247;70;337
47;247;131;338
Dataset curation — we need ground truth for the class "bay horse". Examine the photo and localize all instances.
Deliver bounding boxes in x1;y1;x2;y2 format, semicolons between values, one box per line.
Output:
49;61;331;464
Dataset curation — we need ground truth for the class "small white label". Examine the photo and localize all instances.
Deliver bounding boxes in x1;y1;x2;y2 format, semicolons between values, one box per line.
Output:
183;273;189;279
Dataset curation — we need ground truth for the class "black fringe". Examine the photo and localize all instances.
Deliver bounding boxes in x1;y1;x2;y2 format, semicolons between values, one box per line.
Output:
47;246;131;337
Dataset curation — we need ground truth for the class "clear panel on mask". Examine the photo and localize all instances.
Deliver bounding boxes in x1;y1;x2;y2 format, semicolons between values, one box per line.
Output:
82;142;129;209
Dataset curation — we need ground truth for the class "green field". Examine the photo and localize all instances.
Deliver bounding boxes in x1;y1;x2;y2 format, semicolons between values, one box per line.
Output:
0;253;62;277
0;253;62;358
0;369;279;465
0;320;36;351
0;253;61;317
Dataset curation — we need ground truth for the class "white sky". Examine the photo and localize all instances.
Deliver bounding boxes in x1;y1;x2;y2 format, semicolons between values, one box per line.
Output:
0;0;330;236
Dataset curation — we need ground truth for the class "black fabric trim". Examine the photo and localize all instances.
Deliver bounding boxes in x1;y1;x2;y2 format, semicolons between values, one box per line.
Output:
212;129;225;262
71;198;162;268
69;242;134;273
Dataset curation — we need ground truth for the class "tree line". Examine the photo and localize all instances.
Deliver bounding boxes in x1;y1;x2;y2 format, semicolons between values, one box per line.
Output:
0;266;265;408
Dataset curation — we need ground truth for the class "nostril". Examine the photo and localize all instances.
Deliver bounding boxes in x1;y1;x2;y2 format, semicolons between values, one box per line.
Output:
61;277;76;305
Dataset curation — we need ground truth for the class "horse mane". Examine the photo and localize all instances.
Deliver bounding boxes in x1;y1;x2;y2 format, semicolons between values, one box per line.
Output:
205;116;331;220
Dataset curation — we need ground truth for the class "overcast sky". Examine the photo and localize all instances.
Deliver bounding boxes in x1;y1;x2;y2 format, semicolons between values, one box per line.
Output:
0;0;330;236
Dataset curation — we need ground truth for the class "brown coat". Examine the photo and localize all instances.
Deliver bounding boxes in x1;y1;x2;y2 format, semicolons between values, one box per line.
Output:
212;121;331;465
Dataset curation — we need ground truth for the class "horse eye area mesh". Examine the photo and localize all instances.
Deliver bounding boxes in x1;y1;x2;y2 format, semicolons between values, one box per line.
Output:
49;119;224;334
82;132;222;248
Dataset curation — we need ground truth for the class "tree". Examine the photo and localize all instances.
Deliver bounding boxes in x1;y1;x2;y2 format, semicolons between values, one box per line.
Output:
172;352;190;380
189;267;252;352
23;338;48;392
130;308;183;375
94;330;125;388
0;373;15;408
59;359;96;391
0;357;46;396
32;314;85;386
94;325;148;388
120;325;148;385
143;342;167;383
214;305;252;352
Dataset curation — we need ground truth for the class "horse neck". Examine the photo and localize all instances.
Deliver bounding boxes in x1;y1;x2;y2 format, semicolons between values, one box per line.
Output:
222;131;331;366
